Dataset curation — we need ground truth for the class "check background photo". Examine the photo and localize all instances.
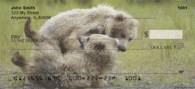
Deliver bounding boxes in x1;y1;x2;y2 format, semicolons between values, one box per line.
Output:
0;0;194;89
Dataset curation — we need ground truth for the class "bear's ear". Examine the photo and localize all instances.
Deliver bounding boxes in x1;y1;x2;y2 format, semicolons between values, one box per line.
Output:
86;25;106;35
11;51;27;68
78;36;89;49
86;28;99;35
114;14;126;21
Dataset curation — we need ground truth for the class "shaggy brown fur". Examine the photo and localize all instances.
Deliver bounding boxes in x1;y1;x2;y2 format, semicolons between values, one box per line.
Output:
11;19;118;89
39;5;139;53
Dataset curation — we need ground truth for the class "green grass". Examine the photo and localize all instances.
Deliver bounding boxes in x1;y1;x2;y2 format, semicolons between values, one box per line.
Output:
0;0;195;88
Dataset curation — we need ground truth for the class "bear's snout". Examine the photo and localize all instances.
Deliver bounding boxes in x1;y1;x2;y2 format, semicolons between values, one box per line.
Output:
117;45;126;52
117;39;128;52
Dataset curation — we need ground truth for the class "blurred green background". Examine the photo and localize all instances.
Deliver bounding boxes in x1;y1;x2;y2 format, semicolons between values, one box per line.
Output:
0;0;195;88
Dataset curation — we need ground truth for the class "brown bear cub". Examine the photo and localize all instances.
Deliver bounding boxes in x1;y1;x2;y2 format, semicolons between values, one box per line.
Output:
39;5;139;53
11;19;118;89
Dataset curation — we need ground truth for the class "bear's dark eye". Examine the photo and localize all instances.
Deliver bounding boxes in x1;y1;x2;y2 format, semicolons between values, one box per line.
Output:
128;37;132;41
110;28;119;38
121;33;126;38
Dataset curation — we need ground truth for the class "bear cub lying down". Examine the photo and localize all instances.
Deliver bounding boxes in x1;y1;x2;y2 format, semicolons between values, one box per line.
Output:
12;20;119;89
